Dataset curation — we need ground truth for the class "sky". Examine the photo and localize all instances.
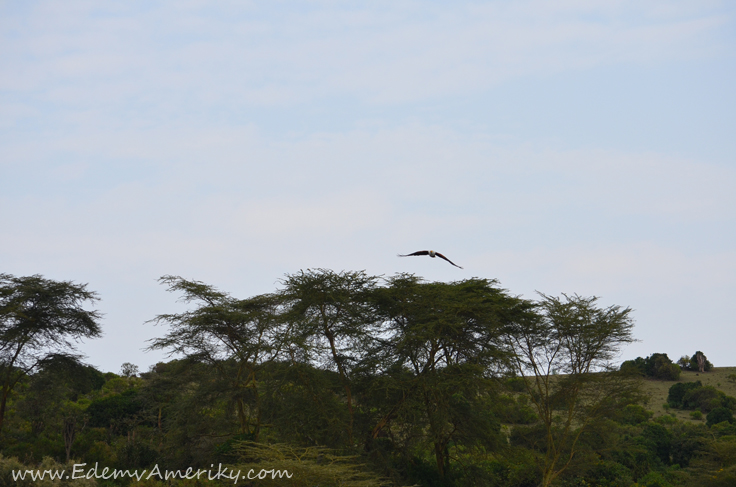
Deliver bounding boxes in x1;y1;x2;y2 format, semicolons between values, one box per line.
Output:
1;0;735;373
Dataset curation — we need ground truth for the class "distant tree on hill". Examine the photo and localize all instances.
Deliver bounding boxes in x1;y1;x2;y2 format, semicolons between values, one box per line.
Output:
677;351;713;372
621;353;680;380
120;362;139;378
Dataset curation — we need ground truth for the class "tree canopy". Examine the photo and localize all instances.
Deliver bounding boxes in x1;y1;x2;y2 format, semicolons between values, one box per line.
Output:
4;268;731;487
0;273;101;434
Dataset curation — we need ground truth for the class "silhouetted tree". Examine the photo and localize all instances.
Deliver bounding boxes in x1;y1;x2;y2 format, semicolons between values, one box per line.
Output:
147;276;283;439
0;274;101;434
370;275;514;481
280;269;380;446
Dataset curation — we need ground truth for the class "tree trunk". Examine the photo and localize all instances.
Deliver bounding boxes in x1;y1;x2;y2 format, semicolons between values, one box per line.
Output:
63;417;76;462
0;389;7;435
696;353;705;373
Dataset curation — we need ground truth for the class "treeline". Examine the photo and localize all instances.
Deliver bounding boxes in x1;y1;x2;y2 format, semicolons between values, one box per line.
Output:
621;352;714;381
1;270;735;487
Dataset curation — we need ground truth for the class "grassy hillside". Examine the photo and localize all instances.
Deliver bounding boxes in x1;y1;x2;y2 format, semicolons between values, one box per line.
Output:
642;366;736;422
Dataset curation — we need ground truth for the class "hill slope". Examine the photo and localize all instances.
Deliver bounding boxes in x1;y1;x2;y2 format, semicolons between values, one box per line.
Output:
642;366;736;422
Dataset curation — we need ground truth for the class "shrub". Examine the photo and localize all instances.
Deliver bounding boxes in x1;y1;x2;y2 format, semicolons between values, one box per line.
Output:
617;404;653;425
621;357;646;376
638;470;672;487
504;376;528;392
86;389;143;433
621;354;680;380
638;470;673;487
647;354;681;380
690;411;703;420
670;423;708;467
711;421;736;437
582;460;634;487
642;423;673;465
668;381;702;408
684;386;727;413
655;415;678;426
707;407;735;427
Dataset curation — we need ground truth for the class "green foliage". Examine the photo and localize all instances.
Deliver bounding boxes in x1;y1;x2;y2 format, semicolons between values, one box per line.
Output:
670;422;708;467
620;356;646;376
667;381;702;408
505;293;640;487
87;389;143;433
688;351;714;372
621;353;680;380
654;414;678;426
710;422;736;437
504;376;528;392
646;354;681;381
617;404;653;425
495;394;538;424
642;423;672;465
4;269;736;487
119;363;139;379
691;410;704;420
707;407;735;427
700;466;736;487
233;442;390;487
0;273;101;434
147;275;284;440
116;440;159;469
675;384;736;414
578;460;633;487
637;470;673;487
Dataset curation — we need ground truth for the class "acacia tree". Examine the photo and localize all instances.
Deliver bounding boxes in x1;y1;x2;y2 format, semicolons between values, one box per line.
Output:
0;274;101;434
147;276;283;439
504;293;641;487
279;269;380;447
370;275;517;480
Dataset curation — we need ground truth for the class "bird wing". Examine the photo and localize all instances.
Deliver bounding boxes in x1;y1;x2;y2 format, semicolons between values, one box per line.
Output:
398;251;430;257
435;252;463;269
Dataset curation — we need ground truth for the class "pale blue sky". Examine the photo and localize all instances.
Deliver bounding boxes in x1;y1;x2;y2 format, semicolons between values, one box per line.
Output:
1;1;735;372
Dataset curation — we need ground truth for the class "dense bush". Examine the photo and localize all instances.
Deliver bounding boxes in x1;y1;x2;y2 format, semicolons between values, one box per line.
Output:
668;381;703;408
642;423;672;465
584;461;633;487
707;407;735;427
670;423;708;467
86;389;144;433
621;353;680;381
668;382;736;417
617;404;653;425
683;386;724;413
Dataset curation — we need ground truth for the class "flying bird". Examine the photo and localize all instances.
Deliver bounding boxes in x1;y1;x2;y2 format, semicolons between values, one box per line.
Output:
398;250;463;269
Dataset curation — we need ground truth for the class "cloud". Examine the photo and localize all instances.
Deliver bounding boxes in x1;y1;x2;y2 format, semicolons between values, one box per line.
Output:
1;0;734;370
1;0;731;117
